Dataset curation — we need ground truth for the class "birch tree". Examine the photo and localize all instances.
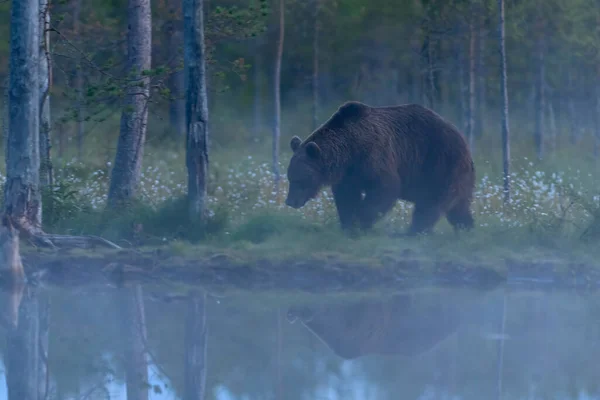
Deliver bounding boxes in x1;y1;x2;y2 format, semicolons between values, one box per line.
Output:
311;0;320;131
253;40;263;142
476;6;486;138
534;0;546;160
183;0;210;221
107;0;152;208
73;0;85;159
467;0;476;151
498;0;511;203
272;0;285;194
39;0;53;189
5;0;43;238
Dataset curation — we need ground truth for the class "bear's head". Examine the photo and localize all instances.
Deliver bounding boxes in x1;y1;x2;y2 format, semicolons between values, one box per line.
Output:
285;135;323;209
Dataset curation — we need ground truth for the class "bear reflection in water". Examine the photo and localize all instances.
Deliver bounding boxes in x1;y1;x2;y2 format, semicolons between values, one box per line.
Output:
287;292;478;360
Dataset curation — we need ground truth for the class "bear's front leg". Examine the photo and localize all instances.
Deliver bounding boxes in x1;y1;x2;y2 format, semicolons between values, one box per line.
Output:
358;187;398;231
332;180;362;231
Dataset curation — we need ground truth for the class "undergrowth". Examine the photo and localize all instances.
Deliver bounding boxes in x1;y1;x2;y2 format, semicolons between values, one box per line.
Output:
9;141;597;262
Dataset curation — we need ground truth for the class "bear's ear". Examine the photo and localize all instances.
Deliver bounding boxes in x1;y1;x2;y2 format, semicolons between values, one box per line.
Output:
305;141;321;159
290;136;302;152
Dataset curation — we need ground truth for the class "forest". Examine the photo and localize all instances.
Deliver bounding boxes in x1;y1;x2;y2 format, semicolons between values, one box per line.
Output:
2;1;600;400
1;0;600;266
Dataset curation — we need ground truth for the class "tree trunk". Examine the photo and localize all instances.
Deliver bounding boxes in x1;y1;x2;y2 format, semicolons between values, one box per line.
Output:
183;0;210;221
183;290;208;400
252;40;263;143
121;284;149;400
311;0;320;131
39;0;53;190
4;286;48;400
534;5;545;160
73;0;84;160
272;0;285;195
476;6;486;137
5;0;43;236
498;0;511;203
458;41;468;132
467;0;476;152
2;76;7;153
107;0;152;208
547;89;557;153
425;34;436;110
567;70;579;145
596;63;600;159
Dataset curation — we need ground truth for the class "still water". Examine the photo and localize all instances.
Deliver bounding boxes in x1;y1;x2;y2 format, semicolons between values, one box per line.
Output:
0;282;598;400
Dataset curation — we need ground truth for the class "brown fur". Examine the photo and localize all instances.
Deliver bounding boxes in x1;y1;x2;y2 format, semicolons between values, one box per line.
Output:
285;101;476;235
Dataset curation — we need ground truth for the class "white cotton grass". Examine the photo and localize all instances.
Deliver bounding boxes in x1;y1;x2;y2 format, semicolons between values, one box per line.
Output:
1;152;596;232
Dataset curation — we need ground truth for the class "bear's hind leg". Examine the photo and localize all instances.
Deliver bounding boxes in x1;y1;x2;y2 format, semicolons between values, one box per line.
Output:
446;198;474;232
407;203;443;236
332;181;362;231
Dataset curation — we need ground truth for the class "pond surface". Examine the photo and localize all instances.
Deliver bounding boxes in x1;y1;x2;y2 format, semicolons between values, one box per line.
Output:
0;282;598;400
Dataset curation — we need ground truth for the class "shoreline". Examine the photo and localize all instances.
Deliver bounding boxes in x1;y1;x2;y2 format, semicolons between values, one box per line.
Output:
16;245;600;293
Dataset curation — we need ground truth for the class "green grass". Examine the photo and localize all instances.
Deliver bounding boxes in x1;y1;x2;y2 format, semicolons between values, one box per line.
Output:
3;100;600;268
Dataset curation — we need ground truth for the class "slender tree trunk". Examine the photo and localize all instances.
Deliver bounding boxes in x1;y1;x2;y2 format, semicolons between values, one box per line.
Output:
183;0;210;221
425;34;436;110
183;290;208;400
272;0;285;194
121;284;149;400
534;6;545;160
458;41;468;132
2;76;7;152
311;0;320;131
547;89;556;153
476;6;486;137
107;0;152;208
409;29;421;104
498;0;511;203
596;62;600;159
5;0;43;236
567;70;579;145
252;39;263;143
39;0;53;190
467;0;476;151
73;0;84;160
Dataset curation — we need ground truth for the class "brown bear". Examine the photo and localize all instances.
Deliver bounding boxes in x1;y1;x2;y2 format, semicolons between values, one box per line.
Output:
284;101;475;235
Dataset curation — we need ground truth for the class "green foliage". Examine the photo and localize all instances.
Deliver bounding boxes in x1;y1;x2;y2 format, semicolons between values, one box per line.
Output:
41;180;91;228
